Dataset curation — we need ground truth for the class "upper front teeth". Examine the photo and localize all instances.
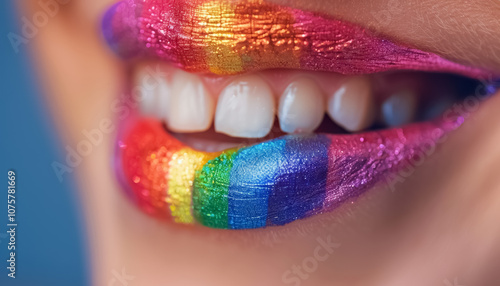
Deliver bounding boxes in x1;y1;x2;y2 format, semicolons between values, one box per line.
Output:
168;70;215;132
278;78;325;133
134;65;171;119
135;65;378;138
215;75;275;138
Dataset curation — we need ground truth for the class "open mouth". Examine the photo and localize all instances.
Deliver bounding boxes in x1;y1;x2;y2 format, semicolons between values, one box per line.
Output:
103;0;500;229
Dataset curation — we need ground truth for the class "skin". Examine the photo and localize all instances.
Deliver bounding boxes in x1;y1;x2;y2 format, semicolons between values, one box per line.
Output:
19;0;500;285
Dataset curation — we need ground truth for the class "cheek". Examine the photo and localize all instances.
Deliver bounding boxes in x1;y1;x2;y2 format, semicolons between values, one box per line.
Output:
73;0;117;23
25;0;125;151
24;0;117;28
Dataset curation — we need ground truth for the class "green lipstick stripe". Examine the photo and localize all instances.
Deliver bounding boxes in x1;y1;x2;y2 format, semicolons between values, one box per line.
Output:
192;149;239;229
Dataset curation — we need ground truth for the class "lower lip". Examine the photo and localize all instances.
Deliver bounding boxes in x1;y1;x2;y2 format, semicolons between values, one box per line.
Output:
115;114;464;230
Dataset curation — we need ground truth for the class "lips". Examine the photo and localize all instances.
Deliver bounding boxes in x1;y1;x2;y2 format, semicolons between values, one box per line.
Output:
105;0;500;229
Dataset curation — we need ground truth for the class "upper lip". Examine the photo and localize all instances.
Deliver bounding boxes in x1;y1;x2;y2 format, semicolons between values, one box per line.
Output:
102;0;499;79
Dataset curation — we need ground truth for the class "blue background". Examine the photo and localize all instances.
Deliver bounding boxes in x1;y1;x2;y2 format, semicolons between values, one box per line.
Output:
0;1;89;285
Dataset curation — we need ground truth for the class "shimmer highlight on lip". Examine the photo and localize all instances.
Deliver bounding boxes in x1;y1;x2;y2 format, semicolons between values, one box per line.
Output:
117;117;463;229
102;0;497;78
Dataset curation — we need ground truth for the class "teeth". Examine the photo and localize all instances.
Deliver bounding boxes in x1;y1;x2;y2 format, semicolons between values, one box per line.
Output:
215;75;275;138
327;76;375;132
167;70;215;132
381;90;417;127
136;65;425;136
135;66;171;119
278;78;325;133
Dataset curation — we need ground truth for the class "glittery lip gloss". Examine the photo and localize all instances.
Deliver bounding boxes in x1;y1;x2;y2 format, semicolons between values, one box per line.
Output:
116;116;464;229
102;0;497;78
105;0;499;229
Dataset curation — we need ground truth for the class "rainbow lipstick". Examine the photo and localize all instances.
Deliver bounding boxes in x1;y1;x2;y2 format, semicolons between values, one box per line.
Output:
117;117;463;229
102;0;497;78
106;0;499;229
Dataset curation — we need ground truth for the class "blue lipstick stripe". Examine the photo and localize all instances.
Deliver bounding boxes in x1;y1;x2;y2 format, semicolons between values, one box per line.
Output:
227;139;287;229
266;135;330;226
